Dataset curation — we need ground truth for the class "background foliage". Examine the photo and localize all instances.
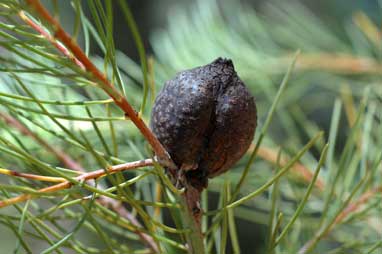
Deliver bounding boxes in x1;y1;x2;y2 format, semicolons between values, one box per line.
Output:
0;0;381;253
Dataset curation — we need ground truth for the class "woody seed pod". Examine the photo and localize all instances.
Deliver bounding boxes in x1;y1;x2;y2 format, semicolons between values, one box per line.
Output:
151;58;257;190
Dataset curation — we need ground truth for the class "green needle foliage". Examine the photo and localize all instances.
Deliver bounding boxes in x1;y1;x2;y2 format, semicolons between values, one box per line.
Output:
0;0;381;253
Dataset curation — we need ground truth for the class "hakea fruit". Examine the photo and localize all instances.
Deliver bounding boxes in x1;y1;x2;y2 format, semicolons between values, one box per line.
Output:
151;58;257;190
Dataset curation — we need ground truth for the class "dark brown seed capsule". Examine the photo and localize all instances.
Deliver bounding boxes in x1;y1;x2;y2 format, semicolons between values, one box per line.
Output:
150;58;257;190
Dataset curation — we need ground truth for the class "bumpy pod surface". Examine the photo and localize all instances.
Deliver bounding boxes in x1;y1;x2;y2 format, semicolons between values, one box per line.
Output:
150;58;257;189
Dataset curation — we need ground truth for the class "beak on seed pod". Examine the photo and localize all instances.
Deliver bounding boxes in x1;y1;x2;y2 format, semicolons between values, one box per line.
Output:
150;58;257;190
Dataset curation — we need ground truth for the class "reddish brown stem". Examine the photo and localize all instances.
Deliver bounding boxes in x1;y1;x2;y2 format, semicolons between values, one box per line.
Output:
24;0;175;171
19;2;172;249
18;11;85;70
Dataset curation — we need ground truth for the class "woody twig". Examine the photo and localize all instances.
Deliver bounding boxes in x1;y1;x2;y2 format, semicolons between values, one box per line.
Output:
24;0;175;170
0;112;159;253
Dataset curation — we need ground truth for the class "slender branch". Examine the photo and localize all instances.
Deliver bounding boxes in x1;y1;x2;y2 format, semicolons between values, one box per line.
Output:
18;11;85;70
13;1;167;249
168;167;204;254
250;145;325;190
24;0;175;170
20;2;207;252
0;168;67;182
0;159;153;208
17;4;170;249
180;184;204;254
0;112;159;253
